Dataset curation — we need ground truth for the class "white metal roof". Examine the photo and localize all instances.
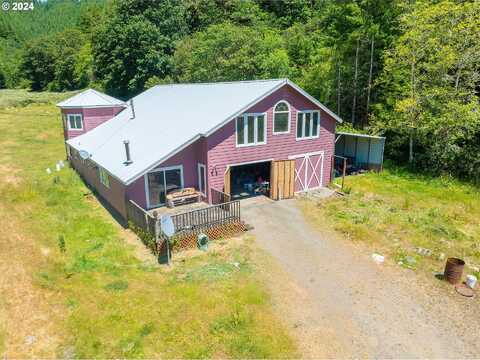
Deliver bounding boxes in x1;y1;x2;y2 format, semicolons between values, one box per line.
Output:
57;88;126;108
66;79;342;185
336;131;386;140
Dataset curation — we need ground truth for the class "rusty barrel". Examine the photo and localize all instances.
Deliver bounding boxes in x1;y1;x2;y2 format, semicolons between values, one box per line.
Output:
444;258;465;284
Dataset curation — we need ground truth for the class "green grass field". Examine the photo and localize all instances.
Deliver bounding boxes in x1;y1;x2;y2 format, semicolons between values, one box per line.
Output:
0;91;296;358
301;168;480;276
0;89;78;108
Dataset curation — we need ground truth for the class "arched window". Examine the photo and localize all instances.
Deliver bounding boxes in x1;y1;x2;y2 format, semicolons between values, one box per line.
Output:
273;101;290;134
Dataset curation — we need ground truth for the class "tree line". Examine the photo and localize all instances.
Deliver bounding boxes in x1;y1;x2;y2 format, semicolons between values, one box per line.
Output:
0;0;478;182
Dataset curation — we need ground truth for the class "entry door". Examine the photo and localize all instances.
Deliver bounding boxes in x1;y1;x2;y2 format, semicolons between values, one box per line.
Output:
289;152;324;192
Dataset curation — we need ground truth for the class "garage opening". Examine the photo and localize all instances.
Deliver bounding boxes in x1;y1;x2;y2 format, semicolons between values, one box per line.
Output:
229;161;271;200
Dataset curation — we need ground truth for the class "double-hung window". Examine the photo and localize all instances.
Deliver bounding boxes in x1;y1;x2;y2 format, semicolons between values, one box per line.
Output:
99;167;110;188
236;113;266;146
67;114;83;130
296;111;320;140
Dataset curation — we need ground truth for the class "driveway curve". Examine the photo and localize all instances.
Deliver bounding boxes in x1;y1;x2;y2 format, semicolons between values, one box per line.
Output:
242;197;480;358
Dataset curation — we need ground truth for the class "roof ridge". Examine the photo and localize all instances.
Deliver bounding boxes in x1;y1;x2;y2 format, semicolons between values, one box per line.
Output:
89;88;124;105
153;78;287;88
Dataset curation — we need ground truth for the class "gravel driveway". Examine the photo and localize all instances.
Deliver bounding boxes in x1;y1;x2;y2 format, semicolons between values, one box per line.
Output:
242;197;480;358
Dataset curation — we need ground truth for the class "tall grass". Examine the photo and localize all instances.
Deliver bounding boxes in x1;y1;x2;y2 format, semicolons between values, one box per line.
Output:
302;167;480;275
0;101;296;358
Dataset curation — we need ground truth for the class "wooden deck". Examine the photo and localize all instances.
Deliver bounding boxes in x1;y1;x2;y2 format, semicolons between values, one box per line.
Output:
148;201;210;217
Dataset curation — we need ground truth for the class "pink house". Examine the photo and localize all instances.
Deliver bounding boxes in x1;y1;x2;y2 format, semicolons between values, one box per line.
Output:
60;80;342;219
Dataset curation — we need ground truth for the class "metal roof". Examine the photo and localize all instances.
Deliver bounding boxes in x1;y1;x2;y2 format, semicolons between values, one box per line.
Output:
336;131;386;140
57;88;126;108
66;79;342;185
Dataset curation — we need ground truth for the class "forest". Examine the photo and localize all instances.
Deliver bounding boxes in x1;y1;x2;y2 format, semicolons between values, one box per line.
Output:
0;0;479;182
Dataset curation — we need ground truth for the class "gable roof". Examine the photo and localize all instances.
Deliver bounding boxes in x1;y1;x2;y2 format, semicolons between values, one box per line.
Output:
66;79;342;185
57;88;126;108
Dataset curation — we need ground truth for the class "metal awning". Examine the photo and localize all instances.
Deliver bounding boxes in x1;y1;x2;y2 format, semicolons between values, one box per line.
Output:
335;131;386;143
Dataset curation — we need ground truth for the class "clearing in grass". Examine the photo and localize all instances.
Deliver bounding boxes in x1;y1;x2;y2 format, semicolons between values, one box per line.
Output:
300;167;480;277
0;92;296;358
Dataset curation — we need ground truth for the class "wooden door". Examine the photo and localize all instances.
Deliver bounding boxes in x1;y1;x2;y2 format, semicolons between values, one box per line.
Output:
224;166;231;195
270;160;295;200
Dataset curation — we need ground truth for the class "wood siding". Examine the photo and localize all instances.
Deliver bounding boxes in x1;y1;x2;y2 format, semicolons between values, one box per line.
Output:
69;150;128;219
125;137;208;210
206;84;336;198
270;160;295;200
62;106;124;140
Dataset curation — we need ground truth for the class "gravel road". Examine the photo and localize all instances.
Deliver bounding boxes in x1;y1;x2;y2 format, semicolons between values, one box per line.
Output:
242;197;480;358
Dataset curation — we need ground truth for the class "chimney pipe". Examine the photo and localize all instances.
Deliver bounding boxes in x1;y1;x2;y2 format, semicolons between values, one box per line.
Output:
130;99;135;120
123;140;133;165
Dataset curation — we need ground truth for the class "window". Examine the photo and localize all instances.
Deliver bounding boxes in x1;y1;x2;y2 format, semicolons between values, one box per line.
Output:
99;168;110;188
146;166;183;208
67;114;83;130
236;113;266;146
273;101;290;134
296;111;320;140
198;163;206;196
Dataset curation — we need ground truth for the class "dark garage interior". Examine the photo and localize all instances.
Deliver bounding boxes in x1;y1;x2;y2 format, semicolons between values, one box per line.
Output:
230;161;271;200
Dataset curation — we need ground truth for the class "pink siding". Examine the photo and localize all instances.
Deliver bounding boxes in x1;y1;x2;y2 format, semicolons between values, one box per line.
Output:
206;84;336;197
126;137;208;209
73;83;336;214
126;176;147;209
62;106;124;140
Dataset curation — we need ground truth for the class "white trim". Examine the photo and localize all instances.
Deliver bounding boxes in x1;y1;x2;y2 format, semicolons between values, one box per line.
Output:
226;158;274;169
286;79;343;123
296;110;320;141
109;78;340;186
205;80;287;137
125;134;202;185
235;112;267;147
58;104;127;109
288;151;324;192
197;163;207;196
67;113;83;131
144;165;184;209
205;79;342;138
272;100;291;135
336;131;386;140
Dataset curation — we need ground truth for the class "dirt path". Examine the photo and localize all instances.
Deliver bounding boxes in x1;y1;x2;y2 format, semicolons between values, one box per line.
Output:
243;198;480;358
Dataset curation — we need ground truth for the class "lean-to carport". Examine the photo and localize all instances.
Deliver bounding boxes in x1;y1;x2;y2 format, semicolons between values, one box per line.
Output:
335;132;386;172
333;132;386;188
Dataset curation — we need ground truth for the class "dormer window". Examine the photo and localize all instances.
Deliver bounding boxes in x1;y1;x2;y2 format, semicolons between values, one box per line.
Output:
273;101;290;134
67;114;83;130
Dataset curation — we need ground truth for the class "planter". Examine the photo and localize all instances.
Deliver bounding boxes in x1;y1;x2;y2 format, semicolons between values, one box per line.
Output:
444;257;465;284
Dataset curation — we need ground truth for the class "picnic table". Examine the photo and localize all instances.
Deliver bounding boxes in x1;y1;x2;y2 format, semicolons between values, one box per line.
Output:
166;187;202;208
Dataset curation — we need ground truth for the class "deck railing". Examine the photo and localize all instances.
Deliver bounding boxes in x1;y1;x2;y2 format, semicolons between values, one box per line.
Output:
127;198;243;259
211;187;231;205
170;200;240;234
126;200;158;253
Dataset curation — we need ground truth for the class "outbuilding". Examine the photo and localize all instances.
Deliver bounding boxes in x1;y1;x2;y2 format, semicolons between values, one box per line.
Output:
334;132;386;177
